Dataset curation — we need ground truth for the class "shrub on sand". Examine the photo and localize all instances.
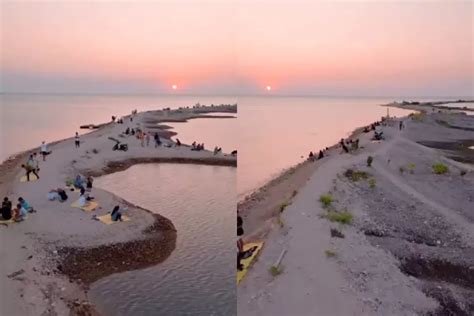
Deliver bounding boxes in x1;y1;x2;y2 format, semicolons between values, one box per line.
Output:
368;178;376;188
432;163;449;175
269;265;283;277
325;250;337;258
344;169;368;181
325;211;353;224
319;194;333;208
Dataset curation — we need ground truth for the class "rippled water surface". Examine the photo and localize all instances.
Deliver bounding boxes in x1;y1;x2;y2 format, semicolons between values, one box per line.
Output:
0;94;236;161
89;163;236;316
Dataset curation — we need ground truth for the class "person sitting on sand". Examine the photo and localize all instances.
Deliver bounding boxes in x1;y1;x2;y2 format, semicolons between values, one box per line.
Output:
340;138;349;154
1;197;13;220
40;141;50;161
213;146;222;155
13;203;27;222
308;151;314;161
74;175;86;191
191;141;197;150
125;127;130;135
176;138;181;146
86;176;94;191
48;188;68;202
131;128;135;136
318;150;324;160
111;205;123;222
78;188;94;207
18;197;34;213
231;150;237;156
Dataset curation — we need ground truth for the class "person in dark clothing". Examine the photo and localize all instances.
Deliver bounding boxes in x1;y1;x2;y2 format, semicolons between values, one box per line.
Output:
57;189;68;202
154;132;161;148
111;205;122;222
86;176;93;190
308;151;314;161
318;150;324;159
1;197;13;220
21;163;39;181
176;139;181;146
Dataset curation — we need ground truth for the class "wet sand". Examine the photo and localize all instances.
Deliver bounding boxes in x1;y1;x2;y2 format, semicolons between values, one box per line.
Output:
238;101;473;315
0;104;236;316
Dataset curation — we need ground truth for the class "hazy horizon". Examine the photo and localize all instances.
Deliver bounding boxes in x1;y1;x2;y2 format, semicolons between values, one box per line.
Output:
1;0;472;97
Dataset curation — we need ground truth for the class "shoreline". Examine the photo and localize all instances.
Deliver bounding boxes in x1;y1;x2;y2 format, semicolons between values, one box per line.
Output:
238;100;474;315
0;104;236;316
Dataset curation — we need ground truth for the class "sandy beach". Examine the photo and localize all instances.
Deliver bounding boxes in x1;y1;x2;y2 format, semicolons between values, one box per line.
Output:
0;104;236;316
238;101;474;315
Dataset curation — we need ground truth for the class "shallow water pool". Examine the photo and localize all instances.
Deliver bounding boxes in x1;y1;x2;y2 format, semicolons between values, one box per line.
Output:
89;163;236;316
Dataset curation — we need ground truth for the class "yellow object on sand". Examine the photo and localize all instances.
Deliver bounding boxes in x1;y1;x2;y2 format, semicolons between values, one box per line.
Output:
97;214;130;225
71;200;98;212
0;218;14;224
20;174;38;182
237;242;264;285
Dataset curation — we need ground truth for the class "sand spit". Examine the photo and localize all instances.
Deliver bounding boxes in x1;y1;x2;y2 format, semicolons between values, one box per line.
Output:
238;102;473;315
0;104;236;316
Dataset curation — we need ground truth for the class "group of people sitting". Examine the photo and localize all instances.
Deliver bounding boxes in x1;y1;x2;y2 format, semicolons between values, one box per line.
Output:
308;148;328;161
340;138;360;153
237;212;257;271
191;142;205;151
21;153;40;181
213;146;222;155
1;197;34;222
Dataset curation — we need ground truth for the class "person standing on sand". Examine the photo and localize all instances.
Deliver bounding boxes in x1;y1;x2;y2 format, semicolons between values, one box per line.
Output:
154;132;161;148
75;132;81;148
140;131;145;147
145;132;150;147
399;120;404;130
40;141;49;161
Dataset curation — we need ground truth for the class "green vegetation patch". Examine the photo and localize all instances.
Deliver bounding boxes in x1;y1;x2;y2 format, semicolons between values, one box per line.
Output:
344;169;369;182
432;163;449;175
319;194;333;208
325;211;353;224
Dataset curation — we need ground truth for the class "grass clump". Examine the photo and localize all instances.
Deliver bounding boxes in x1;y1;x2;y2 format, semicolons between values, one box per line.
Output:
325;210;353;224
367;156;373;167
399;166;405;174
368;178;376;188
291;190;298;198
277;215;284;228
279;201;289;213
319;194;333;208
325;250;337;258
344;169;369;182
269;265;283;277
432;163;449;175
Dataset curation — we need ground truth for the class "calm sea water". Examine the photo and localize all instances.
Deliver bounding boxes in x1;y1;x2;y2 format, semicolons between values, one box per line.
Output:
0;94;236;161
89;164;236;316
234;96;418;197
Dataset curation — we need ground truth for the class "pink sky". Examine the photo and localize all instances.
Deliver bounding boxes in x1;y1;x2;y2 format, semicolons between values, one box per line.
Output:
1;0;472;96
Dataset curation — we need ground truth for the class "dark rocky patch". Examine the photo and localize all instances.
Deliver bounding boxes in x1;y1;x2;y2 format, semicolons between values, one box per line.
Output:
57;214;177;286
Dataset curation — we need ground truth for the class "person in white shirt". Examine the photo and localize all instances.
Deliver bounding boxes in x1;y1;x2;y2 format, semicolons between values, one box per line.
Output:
40;141;49;161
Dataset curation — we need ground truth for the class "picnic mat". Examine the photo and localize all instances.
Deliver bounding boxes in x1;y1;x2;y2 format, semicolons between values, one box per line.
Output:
237;242;264;285
71;200;98;212
20;174;39;182
97;214;130;225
